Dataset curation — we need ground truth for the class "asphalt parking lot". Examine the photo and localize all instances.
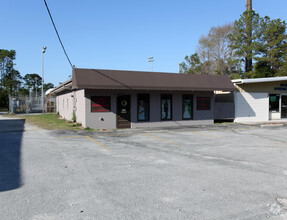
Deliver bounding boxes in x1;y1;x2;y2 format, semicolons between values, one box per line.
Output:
1;115;287;220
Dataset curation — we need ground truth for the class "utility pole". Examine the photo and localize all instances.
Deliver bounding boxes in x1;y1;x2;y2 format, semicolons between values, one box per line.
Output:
245;0;253;73
246;0;252;11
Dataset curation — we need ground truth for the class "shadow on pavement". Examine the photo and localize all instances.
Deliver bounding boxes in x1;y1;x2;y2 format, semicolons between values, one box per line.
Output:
0;118;25;192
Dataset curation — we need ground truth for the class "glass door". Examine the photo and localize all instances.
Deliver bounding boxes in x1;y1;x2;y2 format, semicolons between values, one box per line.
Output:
281;95;287;119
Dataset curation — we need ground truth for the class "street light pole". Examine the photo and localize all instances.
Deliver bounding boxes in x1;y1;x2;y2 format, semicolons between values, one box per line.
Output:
42;46;47;113
148;56;154;72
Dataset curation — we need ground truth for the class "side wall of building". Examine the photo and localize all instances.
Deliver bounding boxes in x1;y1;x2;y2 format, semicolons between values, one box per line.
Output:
56;91;74;121
85;90;117;129
74;89;86;127
234;92;269;122
84;90;214;129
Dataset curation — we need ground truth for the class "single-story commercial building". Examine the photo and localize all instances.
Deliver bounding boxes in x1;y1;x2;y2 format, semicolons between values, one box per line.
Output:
233;76;287;123
52;68;235;129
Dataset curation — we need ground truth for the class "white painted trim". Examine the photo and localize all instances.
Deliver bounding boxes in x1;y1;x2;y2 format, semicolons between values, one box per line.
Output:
232;77;287;84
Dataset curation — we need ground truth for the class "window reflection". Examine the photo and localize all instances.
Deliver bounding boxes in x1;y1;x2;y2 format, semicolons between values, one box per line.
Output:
137;94;149;121
161;95;172;120
183;95;193;119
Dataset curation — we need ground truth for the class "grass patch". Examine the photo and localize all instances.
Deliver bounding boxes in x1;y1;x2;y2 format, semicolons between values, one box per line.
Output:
6;113;89;130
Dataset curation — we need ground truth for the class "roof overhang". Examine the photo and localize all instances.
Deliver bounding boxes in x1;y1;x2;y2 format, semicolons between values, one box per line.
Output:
50;79;72;94
232;76;287;85
72;68;236;92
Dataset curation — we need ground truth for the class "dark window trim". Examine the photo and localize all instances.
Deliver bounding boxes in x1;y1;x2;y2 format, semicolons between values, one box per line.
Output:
269;94;280;112
197;97;211;111
137;94;150;122
161;94;173;121
91;96;111;112
182;94;193;120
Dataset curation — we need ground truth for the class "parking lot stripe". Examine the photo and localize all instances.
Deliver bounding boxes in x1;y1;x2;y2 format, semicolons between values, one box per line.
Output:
58;135;83;138
58;135;110;151
85;136;110;151
141;133;172;143
190;131;220;138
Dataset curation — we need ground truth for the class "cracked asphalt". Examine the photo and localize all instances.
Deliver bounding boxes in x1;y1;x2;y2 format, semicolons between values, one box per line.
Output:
1;114;287;220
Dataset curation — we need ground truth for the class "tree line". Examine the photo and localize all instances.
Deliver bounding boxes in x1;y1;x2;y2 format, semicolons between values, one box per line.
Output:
0;49;54;108
179;10;287;79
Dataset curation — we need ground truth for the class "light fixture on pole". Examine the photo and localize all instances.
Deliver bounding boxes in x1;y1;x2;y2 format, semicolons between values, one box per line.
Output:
42;46;47;113
148;56;154;72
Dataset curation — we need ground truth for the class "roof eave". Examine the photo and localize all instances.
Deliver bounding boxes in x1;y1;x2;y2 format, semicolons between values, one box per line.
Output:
51;79;72;94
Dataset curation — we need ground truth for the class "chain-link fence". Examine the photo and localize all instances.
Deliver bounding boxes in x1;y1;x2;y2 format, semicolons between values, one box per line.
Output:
9;95;56;114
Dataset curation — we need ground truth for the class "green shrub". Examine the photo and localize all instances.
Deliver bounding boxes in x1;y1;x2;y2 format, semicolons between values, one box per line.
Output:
72;111;76;122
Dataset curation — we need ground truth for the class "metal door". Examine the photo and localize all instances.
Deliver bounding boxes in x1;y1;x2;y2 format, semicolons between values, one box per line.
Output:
117;95;131;129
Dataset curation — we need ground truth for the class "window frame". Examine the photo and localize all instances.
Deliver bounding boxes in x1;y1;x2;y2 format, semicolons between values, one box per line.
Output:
196;97;211;111
269;94;280;112
182;94;193;120
91;96;111;113
161;94;173;121
137;94;150;122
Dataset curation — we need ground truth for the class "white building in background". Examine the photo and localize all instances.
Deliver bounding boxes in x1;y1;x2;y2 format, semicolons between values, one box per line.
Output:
233;77;287;123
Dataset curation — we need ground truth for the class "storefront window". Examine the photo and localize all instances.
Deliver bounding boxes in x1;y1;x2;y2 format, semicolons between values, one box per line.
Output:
137;94;150;121
182;95;193;119
269;94;279;112
161;94;172;120
197;97;211;110
91;96;111;112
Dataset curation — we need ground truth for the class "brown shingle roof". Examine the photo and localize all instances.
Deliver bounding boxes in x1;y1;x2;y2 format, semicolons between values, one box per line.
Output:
72;68;235;91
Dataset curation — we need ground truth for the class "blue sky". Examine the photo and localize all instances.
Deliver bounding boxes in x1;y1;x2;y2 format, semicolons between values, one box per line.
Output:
2;0;287;86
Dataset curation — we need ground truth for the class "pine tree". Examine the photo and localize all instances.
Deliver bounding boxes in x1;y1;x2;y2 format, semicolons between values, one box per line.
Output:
229;10;262;74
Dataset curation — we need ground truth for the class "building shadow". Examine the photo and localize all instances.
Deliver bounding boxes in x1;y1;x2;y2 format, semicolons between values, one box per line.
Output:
0;118;25;192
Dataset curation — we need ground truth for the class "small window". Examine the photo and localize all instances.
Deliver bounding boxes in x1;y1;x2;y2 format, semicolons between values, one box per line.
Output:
197;97;211;110
161;94;172;120
182;95;193;119
91;96;111;112
137;94;150;121
63;99;64;109
67;99;69;110
269;94;279;112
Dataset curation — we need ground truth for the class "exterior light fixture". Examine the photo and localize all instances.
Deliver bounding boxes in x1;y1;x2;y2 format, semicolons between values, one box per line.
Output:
148;56;154;72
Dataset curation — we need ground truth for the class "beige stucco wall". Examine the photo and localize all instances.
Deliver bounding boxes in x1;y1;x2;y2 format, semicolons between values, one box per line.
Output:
74;89;86;127
57;91;74;121
56;89;86;126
